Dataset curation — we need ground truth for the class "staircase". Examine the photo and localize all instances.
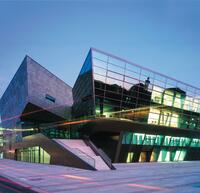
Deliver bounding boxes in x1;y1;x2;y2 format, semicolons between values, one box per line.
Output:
54;139;110;171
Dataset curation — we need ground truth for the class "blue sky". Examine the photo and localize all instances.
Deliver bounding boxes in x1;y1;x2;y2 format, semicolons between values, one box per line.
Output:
0;0;200;97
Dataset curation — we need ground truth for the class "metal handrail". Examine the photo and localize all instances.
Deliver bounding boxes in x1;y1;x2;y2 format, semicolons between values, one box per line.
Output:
73;148;95;167
85;139;115;169
98;148;112;168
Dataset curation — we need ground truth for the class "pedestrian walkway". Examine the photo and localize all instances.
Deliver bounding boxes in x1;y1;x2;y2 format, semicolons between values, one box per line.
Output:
0;159;200;193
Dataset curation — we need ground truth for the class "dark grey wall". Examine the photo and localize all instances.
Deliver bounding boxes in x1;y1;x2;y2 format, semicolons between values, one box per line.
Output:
27;57;73;119
0;55;73;128
0;57;28;128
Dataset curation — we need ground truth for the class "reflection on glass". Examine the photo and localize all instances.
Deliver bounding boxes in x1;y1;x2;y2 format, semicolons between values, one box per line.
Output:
190;138;200;147
126;152;134;163
90;49;200;130
158;149;167;162
17;146;50;164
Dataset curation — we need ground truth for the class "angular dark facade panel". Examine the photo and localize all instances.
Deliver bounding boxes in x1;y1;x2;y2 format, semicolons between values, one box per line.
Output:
0;55;73;128
0;57;28;128
26;56;73;121
72;49;95;118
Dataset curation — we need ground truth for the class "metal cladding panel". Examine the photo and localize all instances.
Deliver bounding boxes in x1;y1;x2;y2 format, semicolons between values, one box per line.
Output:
26;57;73;119
0;55;73;128
0;57;28;128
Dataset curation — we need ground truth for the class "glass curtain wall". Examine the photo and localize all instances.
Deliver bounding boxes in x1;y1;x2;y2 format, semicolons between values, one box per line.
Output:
72;50;95;118
91;48;200;130
122;132;200;162
16;146;50;164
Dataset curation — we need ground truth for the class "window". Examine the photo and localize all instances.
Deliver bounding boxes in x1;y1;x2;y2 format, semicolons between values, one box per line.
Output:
45;94;56;103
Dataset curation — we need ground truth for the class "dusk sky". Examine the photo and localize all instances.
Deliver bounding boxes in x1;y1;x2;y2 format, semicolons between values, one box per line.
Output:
0;0;200;97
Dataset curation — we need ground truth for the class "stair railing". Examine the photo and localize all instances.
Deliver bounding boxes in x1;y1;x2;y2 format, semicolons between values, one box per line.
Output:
84;139;115;170
56;140;95;168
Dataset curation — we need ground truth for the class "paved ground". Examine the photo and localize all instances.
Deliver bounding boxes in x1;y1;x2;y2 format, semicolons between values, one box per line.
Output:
0;175;38;193
0;159;200;193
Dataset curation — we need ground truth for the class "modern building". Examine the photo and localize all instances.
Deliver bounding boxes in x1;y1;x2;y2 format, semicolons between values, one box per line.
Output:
0;55;73;129
0;48;200;170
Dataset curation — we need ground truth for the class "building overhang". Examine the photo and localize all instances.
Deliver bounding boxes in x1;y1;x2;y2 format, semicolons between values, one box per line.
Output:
20;103;65;125
83;117;200;138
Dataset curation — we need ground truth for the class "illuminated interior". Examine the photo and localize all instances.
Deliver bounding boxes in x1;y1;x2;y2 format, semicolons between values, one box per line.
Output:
123;132;200;162
16;146;50;164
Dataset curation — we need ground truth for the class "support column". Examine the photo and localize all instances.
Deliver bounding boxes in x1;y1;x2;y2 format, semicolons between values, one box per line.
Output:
114;131;124;163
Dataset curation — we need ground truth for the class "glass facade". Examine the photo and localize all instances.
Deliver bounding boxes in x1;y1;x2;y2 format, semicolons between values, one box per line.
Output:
16;146;50;164
91;48;200;130
122;132;200;162
122;132;200;148
72;50;95;118
71;48;200;163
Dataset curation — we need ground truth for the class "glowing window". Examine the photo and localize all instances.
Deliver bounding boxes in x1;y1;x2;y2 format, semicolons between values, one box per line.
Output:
126;152;134;163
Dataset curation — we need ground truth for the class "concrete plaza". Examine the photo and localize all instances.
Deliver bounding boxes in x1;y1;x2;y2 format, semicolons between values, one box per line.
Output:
0;159;200;193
